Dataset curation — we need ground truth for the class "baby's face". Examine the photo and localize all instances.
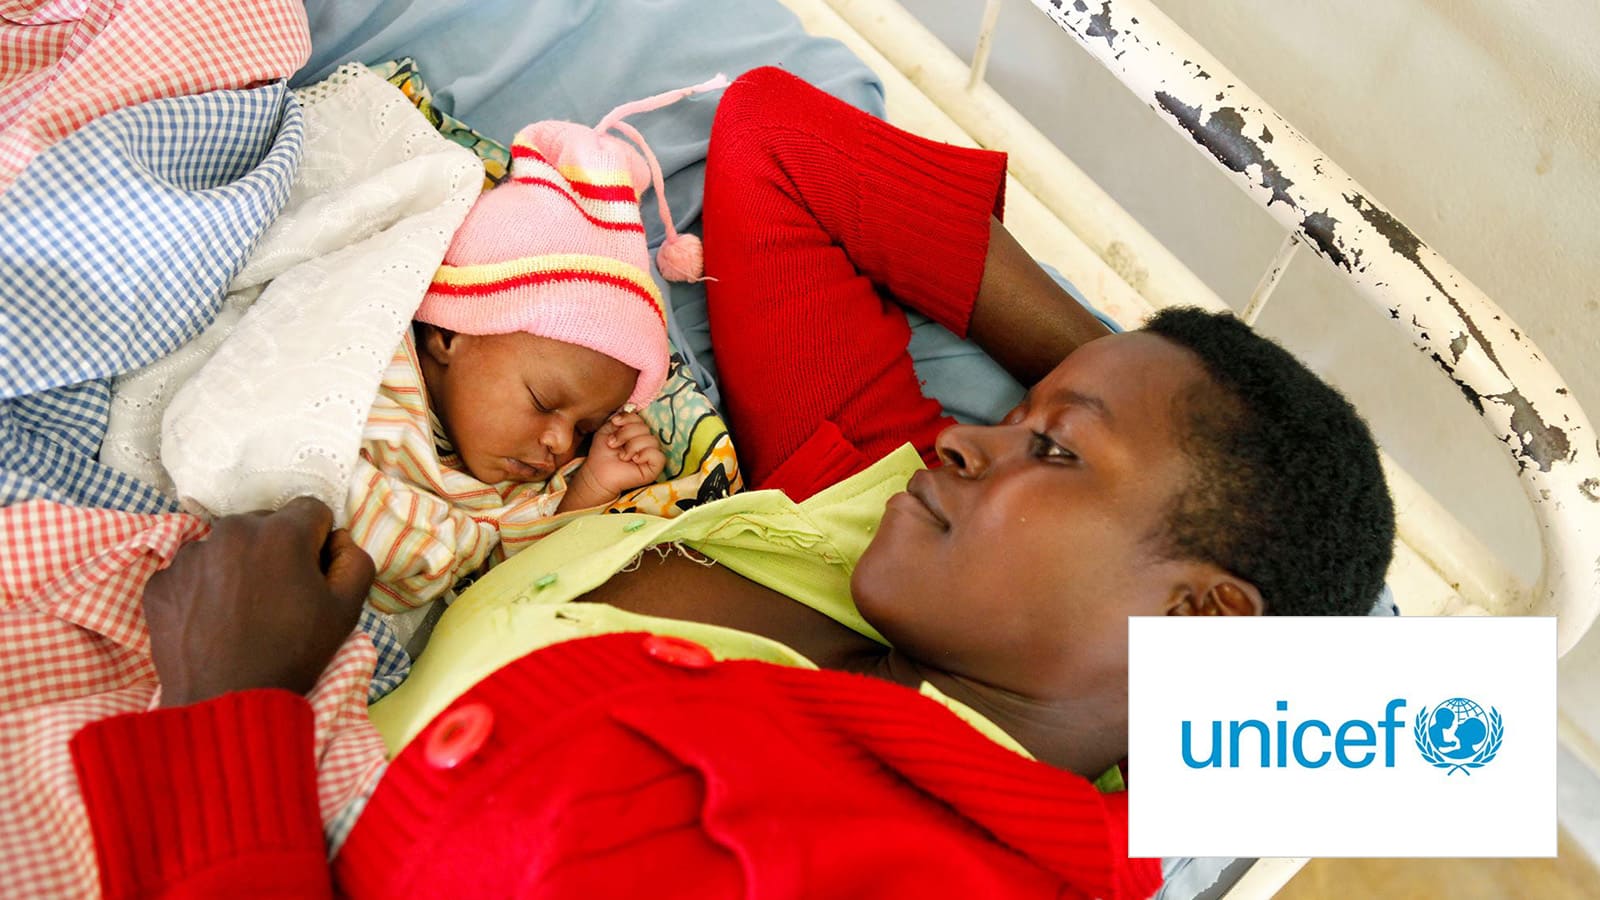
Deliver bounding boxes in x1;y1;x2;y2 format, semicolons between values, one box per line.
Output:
418;328;637;484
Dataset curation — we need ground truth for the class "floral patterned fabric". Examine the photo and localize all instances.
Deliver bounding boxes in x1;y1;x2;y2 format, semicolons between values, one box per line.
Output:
370;58;509;190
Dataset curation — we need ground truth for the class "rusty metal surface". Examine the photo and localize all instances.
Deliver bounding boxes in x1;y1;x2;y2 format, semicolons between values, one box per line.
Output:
1027;0;1600;653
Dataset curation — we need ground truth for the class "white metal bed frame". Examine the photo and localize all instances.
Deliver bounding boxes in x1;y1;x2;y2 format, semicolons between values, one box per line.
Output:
776;0;1600;895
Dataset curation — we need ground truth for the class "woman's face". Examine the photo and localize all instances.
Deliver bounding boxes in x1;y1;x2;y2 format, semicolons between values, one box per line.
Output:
853;332;1233;697
419;328;636;485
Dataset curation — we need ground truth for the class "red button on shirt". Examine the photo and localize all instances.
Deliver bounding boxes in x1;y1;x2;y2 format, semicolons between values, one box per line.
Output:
642;634;716;669
424;702;494;770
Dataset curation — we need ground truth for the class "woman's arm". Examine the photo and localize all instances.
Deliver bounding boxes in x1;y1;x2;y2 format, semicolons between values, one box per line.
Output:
969;217;1112;386
69;498;371;898
704;68;1105;496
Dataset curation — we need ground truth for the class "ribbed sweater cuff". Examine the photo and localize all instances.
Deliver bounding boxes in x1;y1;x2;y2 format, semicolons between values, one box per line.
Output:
70;689;330;898
853;114;1007;338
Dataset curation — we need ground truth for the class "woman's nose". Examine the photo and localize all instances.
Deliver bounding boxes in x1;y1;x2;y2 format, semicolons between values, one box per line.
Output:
936;422;1028;477
935;423;999;478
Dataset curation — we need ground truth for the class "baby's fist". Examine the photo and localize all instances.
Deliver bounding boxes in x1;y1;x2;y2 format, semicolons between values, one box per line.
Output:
583;411;666;497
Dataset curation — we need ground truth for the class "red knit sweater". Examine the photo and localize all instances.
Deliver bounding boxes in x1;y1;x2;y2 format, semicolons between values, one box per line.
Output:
73;633;1162;898
704;65;1006;500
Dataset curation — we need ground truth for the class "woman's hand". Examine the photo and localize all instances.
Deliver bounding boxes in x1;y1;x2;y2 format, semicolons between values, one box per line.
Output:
143;497;374;707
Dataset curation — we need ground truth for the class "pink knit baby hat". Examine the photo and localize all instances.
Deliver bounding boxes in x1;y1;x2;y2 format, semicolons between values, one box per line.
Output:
416;75;728;409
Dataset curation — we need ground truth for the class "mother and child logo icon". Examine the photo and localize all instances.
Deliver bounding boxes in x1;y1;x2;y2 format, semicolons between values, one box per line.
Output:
1413;697;1503;775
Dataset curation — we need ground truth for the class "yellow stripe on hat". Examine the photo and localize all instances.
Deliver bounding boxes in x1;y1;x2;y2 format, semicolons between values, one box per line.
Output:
558;163;634;188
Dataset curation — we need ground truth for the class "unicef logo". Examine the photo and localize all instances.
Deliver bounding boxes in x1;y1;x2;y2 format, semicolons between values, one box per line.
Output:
1179;698;1510;773
1413;698;1503;775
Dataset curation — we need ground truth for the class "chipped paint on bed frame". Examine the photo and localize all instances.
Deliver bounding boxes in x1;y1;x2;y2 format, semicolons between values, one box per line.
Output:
1028;0;1598;654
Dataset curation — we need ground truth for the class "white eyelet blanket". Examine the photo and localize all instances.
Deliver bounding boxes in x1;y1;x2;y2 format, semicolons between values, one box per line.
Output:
101;63;483;521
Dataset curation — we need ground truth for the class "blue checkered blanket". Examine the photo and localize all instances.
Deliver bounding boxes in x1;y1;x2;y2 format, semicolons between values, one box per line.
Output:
0;82;302;512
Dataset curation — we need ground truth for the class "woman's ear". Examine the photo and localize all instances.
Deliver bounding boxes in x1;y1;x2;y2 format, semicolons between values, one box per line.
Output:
418;324;461;366
1205;580;1265;616
1166;578;1265;617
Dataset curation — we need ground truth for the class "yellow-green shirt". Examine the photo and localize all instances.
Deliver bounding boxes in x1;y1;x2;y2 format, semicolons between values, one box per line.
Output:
371;443;1125;793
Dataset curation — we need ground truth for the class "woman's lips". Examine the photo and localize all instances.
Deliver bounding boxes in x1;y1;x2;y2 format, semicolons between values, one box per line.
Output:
889;470;949;529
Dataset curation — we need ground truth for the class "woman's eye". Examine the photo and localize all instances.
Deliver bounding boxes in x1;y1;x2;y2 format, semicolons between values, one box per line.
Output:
530;393;552;414
1031;431;1078;462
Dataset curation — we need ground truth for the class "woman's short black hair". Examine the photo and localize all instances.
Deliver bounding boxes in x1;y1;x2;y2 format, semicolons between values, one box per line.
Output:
1141;307;1395;616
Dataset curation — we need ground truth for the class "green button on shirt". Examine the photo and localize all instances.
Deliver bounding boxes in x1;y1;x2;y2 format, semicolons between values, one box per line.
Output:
370;443;1124;794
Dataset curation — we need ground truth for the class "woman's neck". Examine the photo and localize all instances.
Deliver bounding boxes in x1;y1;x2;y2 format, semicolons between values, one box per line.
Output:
843;652;1127;778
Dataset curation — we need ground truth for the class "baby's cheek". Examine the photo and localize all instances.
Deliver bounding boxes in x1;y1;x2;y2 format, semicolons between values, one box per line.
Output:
453;448;502;485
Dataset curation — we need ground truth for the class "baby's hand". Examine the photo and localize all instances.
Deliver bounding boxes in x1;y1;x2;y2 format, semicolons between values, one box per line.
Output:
570;412;666;506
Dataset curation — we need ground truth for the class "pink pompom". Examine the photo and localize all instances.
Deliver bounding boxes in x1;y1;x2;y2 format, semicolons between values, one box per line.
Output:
657;232;705;282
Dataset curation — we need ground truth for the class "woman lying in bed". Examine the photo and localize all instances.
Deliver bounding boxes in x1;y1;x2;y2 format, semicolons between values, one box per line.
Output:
70;68;1393;899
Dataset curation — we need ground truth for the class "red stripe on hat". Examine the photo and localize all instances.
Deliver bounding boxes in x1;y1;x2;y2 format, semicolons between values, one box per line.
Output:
568;180;639;202
508;176;647;233
510;144;639;201
430;269;664;324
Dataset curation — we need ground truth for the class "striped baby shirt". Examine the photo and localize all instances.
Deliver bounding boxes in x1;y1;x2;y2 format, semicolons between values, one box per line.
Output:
346;333;600;616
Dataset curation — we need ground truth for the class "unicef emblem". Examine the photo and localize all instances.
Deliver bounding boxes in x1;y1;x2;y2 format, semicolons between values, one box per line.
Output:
1413;698;1503;775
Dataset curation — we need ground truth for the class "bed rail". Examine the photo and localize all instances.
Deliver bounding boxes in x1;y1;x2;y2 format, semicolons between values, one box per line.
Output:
1019;0;1600;656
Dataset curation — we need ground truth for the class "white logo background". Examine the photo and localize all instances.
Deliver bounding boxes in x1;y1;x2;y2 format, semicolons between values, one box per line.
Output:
1128;616;1555;857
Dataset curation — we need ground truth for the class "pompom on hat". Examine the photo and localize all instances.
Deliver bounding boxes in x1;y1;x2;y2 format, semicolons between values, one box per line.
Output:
417;75;727;410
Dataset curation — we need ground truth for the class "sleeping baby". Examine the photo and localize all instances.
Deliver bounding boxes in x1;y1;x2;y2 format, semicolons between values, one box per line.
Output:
348;86;718;619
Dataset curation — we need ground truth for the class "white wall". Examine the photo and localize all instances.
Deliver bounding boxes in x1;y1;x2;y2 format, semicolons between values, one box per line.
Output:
904;0;1600;739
